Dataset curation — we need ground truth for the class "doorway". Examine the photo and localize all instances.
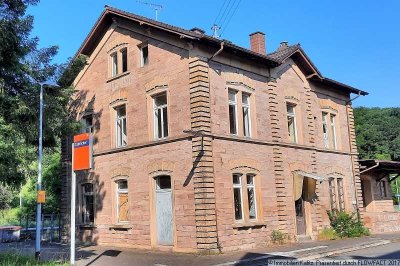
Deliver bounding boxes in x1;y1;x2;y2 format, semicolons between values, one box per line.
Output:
295;197;306;235
155;175;173;245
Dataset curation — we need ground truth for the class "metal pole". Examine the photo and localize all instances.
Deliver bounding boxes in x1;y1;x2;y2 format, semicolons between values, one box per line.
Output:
396;178;400;209
35;84;44;260
70;143;76;265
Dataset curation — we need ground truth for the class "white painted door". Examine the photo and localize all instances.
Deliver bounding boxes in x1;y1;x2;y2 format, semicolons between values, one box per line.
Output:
155;176;173;245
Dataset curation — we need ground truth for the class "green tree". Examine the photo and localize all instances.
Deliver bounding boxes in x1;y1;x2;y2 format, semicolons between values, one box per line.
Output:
354;107;400;161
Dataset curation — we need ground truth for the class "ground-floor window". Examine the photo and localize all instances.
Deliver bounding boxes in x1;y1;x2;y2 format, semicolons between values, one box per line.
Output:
116;180;129;223
329;177;345;211
232;173;258;222
378;180;387;198
81;183;94;224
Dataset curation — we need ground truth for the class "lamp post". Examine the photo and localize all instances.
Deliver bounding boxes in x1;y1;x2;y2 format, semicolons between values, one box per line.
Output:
35;81;59;260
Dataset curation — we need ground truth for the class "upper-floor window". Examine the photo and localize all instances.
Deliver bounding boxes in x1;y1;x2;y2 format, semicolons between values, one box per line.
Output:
287;103;298;143
154;93;168;139
141;45;149;67
111;52;118;77
322;112;337;149
115;105;127;147
322;112;329;148
330;114;337;149
232;173;258;222
110;48;128;78
242;93;251;137
81;115;93;134
81;183;94;224
228;90;238;135
116;180;129;223
121;48;128;73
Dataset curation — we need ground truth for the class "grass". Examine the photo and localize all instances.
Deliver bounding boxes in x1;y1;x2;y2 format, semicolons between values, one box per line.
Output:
317;227;337;240
395;205;400;212
0;253;67;266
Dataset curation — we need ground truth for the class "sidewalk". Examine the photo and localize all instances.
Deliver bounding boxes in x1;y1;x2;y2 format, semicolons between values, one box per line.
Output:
1;233;399;265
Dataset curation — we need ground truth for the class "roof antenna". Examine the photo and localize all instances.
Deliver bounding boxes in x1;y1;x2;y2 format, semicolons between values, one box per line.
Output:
211;24;221;38
136;0;164;21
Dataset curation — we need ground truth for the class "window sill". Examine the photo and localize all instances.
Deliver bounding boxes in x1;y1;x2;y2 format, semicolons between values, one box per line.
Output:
107;71;130;83
79;224;97;229
232;222;266;229
109;224;132;230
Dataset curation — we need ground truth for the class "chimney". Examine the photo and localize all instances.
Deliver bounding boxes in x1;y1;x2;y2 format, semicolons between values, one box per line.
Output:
249;32;266;55
278;41;289;51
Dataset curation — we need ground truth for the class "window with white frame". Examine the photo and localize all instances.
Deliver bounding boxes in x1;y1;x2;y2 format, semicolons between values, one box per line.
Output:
81;183;94;224
233;174;244;221
141;45;149;67
116;180;129;223
81;115;93;134
322;112;329;148
153;93;168;139
115;105;127;147
246;174;257;220
111;52;118;77
287;103;298;143
242;93;251;137
232;173;258;222
330;114;337;149
228;90;238;135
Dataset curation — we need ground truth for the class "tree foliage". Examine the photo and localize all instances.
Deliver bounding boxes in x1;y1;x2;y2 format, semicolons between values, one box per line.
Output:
0;0;86;187
354;107;400;161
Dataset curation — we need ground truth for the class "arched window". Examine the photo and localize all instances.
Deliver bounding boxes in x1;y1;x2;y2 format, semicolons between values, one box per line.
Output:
232;173;258;222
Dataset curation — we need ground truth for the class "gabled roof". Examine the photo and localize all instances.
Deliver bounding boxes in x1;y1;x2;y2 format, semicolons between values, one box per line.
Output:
75;5;368;96
75;5;278;67
268;44;368;96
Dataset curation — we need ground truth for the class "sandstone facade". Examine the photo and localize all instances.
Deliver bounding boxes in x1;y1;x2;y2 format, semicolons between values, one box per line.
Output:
61;6;367;252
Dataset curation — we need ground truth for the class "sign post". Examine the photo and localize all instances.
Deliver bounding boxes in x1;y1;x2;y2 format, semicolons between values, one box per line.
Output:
71;133;92;266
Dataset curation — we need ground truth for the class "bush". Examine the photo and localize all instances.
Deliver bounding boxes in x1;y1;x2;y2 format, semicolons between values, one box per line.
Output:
327;210;369;238
317;227;337;240
0;252;66;265
271;230;287;244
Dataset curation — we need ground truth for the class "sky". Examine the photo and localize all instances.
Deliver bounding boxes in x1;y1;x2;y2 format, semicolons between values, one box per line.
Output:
28;0;400;107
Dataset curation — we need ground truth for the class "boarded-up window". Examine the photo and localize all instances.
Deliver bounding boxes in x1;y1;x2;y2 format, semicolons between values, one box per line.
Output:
117;180;129;223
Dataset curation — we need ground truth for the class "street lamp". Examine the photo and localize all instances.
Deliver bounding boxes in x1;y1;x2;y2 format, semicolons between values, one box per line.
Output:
35;81;60;260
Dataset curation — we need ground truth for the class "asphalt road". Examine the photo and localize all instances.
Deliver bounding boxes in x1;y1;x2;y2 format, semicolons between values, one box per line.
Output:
329;242;400;260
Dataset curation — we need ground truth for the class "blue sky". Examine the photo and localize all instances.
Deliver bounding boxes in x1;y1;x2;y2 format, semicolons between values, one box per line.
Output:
28;0;400;107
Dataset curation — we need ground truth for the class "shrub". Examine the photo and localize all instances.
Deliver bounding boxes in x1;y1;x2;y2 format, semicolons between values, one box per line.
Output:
271;230;287;244
318;227;337;240
327;210;369;238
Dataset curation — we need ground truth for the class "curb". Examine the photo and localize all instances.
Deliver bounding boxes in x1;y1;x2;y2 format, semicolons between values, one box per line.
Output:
298;239;391;260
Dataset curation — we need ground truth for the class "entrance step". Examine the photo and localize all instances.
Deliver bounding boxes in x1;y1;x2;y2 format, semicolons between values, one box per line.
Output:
297;235;312;243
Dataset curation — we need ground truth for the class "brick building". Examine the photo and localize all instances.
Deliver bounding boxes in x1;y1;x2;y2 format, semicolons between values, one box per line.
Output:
61;6;369;252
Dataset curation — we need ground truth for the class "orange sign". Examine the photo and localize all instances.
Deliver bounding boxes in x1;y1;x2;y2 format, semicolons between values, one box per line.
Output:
73;133;92;171
37;190;46;203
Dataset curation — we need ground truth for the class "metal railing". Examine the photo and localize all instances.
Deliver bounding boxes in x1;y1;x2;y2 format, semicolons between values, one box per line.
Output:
19;213;61;242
